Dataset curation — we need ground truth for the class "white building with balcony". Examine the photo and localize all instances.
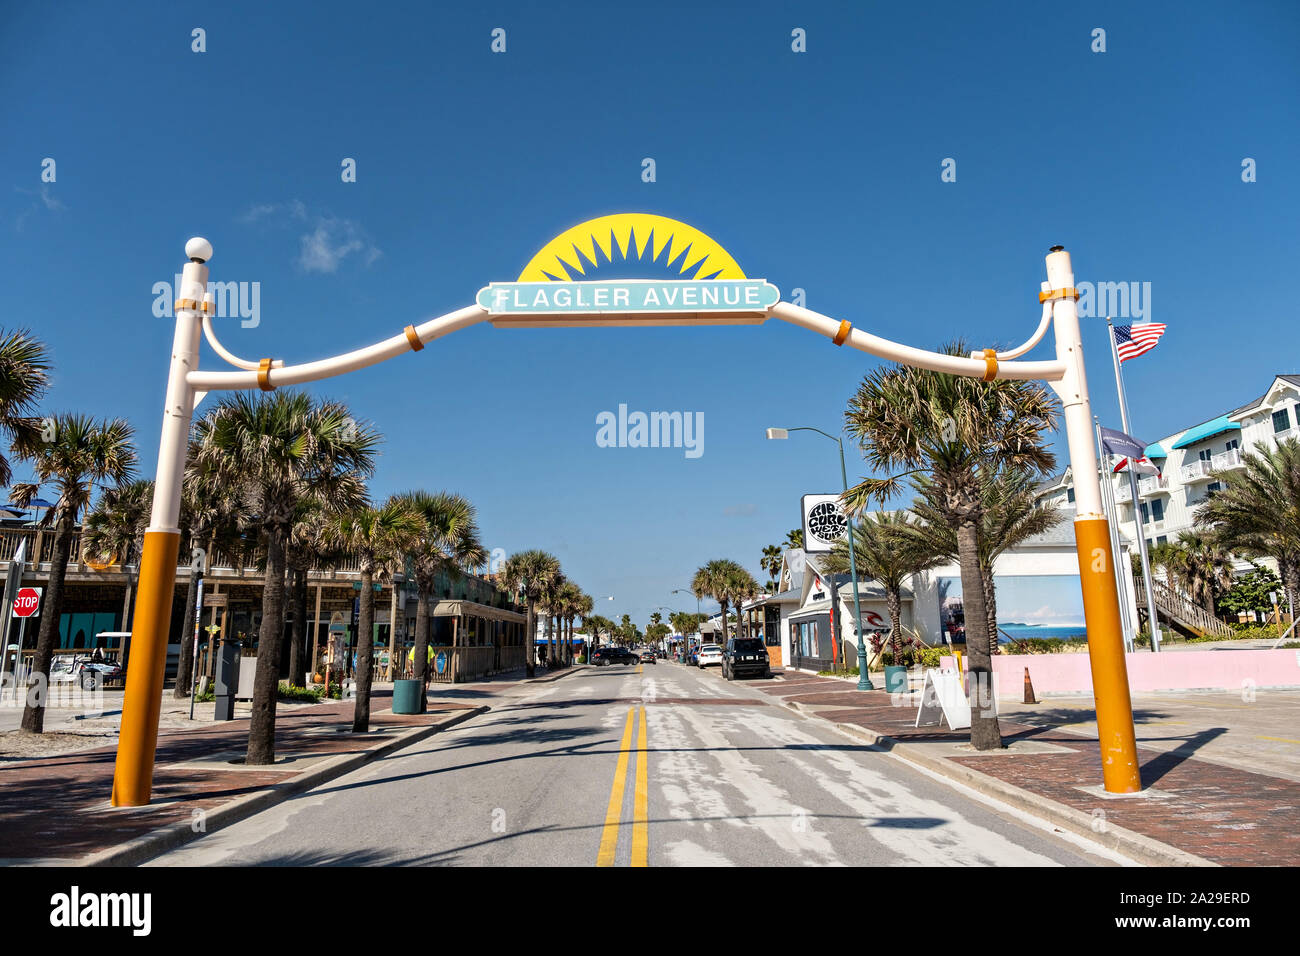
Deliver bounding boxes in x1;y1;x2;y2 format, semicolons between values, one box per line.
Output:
1037;374;1300;552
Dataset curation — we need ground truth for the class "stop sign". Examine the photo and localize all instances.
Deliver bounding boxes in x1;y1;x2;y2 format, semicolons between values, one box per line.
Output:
13;587;41;618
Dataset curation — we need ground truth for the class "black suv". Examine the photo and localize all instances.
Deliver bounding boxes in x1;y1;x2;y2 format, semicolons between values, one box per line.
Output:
592;646;640;666
722;638;772;680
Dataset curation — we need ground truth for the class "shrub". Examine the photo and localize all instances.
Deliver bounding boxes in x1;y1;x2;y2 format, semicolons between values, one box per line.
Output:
277;682;325;703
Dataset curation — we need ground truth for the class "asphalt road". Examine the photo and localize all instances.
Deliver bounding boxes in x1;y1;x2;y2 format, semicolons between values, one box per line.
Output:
149;663;1126;866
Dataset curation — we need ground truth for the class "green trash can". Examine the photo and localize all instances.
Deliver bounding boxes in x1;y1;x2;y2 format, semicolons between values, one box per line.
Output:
884;665;909;694
392;679;423;715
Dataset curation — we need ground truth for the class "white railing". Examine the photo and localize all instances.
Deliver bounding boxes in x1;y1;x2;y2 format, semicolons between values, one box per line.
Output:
1139;474;1170;496
1113;481;1132;503
1180;459;1213;482
1212;448;1243;470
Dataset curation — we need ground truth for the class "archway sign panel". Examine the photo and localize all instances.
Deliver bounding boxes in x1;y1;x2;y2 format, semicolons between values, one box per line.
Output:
109;213;1142;807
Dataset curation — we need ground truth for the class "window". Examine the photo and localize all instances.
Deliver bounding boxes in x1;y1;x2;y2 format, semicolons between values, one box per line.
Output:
1226;438;1239;452
1151;499;1164;521
1067;487;1075;503
1157;535;1168;546
1273;408;1291;433
1199;448;1212;462
1208;481;1222;492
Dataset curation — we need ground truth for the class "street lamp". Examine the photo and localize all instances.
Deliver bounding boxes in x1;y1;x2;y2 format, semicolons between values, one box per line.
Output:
672;587;702;662
766;426;875;691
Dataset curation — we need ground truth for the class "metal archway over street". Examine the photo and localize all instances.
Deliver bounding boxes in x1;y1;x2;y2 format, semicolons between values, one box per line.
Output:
110;215;1141;808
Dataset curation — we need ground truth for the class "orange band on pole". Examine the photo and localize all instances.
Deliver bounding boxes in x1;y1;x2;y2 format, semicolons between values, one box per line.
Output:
832;320;852;346
1038;286;1080;303
982;348;998;381
111;530;181;806
1074;517;1142;794
404;325;424;351
257;358;275;391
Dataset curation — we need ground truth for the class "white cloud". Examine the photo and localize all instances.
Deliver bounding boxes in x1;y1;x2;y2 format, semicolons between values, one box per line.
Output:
239;200;379;273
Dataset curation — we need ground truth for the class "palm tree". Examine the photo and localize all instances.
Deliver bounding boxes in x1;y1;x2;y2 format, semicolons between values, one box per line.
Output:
82;479;154;626
191;391;375;765
908;466;1065;645
0;328;52;487
10;415;136;732
330;499;424;732
784;529;804;550
725;565;759;640
536;572;566;667
1196;438;1300;612
692;559;748;642
843;343;1058;751
760;544;783;588
823;511;946;661
555;580;584;664
285;500;345;691
500;550;561;678
1159;531;1236;616
585;614;612;654
574;592;594;661
392;491;485;704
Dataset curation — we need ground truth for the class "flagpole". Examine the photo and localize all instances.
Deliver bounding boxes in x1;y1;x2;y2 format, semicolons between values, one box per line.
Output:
1095;417;1135;652
1108;316;1162;652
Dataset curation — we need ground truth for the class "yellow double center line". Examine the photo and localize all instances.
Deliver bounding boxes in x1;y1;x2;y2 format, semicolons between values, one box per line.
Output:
597;704;649;866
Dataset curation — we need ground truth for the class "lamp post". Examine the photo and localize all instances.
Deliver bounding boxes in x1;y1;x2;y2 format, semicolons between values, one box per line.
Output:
672;588;701;662
766;426;874;690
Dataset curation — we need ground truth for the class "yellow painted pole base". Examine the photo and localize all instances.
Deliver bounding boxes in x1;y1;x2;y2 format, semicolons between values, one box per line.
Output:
111;530;181;807
1075;517;1142;794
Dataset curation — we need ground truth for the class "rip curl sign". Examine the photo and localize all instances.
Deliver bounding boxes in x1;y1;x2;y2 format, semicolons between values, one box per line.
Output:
479;213;779;326
801;493;848;554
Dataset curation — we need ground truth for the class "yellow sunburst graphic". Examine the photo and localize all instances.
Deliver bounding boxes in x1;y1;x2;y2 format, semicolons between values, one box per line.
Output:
516;213;747;282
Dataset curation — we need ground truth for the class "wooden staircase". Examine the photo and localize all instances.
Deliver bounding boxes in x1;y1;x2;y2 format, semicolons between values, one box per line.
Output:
1133;577;1233;640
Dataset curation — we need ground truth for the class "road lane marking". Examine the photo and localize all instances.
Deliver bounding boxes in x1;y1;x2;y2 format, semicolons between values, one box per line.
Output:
631;705;649;866
597;706;637;866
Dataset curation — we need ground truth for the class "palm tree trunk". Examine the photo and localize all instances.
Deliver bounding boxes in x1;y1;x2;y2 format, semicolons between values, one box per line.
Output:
719;599;730;646
981;564;999;655
957;519;1001;750
288;566;309;687
886;588;902;660
413;584;431;713
525;599;536;677
353;566;376;733
247;527;288;764
173;570;199;699
21;517;73;732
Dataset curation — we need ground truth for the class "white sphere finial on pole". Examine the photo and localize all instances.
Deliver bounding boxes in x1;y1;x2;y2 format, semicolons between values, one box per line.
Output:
185;237;213;263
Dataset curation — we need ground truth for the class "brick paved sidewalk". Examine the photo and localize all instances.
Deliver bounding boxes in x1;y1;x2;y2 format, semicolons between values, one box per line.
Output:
0;683;511;864
763;673;1300;866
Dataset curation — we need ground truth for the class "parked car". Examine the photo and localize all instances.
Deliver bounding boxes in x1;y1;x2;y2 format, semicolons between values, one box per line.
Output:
696;643;723;668
49;655;123;689
592;647;640;666
640;650;656;664
722;637;772;680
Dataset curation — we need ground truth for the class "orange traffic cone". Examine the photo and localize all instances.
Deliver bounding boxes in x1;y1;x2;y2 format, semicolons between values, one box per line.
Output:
1023;667;1038;705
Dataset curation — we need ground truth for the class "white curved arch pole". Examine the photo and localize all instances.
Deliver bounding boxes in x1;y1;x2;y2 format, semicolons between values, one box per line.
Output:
114;240;1142;809
768;301;1066;381
188;305;491;392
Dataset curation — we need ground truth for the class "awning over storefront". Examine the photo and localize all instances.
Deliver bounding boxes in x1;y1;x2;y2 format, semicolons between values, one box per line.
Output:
1171;416;1241;449
431;600;526;623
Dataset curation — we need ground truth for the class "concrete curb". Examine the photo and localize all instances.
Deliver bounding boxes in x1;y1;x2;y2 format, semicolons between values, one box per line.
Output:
76;705;489;868
778;698;1218;868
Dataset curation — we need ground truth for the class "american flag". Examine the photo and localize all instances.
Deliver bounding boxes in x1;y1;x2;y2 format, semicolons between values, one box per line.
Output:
1113;322;1167;363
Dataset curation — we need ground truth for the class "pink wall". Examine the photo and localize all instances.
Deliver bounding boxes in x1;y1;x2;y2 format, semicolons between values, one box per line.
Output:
991;649;1300;696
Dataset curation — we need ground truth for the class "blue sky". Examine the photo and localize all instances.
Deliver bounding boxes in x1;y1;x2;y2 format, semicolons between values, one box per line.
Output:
3;1;1298;624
